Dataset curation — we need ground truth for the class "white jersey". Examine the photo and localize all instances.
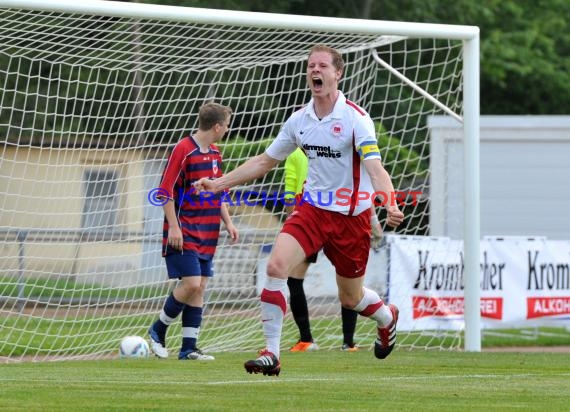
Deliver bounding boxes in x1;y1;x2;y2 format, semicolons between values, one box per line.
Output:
266;91;381;216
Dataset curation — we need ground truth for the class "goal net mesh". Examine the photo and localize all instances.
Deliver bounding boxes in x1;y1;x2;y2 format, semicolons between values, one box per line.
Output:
0;4;466;361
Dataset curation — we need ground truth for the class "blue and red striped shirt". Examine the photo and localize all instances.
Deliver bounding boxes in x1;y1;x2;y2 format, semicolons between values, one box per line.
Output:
159;135;224;259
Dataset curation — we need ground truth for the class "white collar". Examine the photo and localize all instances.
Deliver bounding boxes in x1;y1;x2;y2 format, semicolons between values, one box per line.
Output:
306;91;346;121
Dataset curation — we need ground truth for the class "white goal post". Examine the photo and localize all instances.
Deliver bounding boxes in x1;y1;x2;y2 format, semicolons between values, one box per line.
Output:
0;0;480;361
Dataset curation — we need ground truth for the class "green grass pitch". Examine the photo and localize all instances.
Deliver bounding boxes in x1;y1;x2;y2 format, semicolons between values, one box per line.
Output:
1;350;569;411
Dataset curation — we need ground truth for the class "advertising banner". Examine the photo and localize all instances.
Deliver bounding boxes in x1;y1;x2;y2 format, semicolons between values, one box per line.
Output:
389;236;570;330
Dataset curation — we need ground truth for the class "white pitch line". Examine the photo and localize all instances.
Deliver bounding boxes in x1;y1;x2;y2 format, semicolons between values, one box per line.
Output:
1;372;569;386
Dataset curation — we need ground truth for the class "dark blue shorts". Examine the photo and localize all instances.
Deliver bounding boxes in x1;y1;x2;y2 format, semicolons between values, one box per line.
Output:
164;251;213;279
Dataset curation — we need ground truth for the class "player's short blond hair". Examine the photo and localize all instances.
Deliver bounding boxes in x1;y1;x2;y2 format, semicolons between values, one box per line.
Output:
308;44;345;73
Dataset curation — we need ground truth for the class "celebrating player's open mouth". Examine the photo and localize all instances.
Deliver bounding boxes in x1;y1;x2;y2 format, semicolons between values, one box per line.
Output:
311;76;323;92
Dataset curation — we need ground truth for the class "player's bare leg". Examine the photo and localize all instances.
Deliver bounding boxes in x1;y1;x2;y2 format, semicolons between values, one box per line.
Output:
244;233;305;376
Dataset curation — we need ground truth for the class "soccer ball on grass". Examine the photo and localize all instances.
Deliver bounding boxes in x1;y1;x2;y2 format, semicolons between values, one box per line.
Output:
119;335;150;359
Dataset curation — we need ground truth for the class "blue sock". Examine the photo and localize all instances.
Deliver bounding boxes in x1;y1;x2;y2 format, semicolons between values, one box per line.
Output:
152;293;185;343
181;305;203;352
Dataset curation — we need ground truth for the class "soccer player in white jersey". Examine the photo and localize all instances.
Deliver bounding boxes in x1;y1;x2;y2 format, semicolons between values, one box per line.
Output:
194;44;404;376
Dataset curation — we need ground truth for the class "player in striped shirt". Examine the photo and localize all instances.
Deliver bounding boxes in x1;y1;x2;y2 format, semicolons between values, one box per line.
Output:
148;103;238;361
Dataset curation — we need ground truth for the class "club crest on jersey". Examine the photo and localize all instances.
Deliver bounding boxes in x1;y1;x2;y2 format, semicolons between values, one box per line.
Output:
212;159;218;175
331;123;343;136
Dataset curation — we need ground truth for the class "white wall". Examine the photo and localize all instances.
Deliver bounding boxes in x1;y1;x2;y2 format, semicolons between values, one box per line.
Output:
429;116;570;240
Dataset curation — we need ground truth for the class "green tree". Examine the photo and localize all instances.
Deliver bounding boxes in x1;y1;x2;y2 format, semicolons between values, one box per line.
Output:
139;0;569;115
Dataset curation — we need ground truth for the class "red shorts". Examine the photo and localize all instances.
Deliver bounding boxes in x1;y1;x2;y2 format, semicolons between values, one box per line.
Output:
281;203;371;278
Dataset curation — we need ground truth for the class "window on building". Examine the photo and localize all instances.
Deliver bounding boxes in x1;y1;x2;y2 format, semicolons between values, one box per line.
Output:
81;169;118;231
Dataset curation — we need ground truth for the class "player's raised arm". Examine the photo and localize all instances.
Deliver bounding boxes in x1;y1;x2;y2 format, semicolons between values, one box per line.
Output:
194;152;280;193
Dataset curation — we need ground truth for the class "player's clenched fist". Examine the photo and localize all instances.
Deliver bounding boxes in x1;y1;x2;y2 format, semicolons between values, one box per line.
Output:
386;205;404;228
193;177;217;194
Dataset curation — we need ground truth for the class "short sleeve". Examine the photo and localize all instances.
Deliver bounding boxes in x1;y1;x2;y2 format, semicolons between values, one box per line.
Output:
266;117;298;161
354;115;381;161
159;142;186;199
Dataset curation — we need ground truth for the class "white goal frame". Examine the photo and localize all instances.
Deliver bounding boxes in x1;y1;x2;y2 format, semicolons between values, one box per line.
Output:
0;0;481;352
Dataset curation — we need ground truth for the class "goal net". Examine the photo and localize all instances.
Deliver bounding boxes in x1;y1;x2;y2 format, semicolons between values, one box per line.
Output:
0;0;480;361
